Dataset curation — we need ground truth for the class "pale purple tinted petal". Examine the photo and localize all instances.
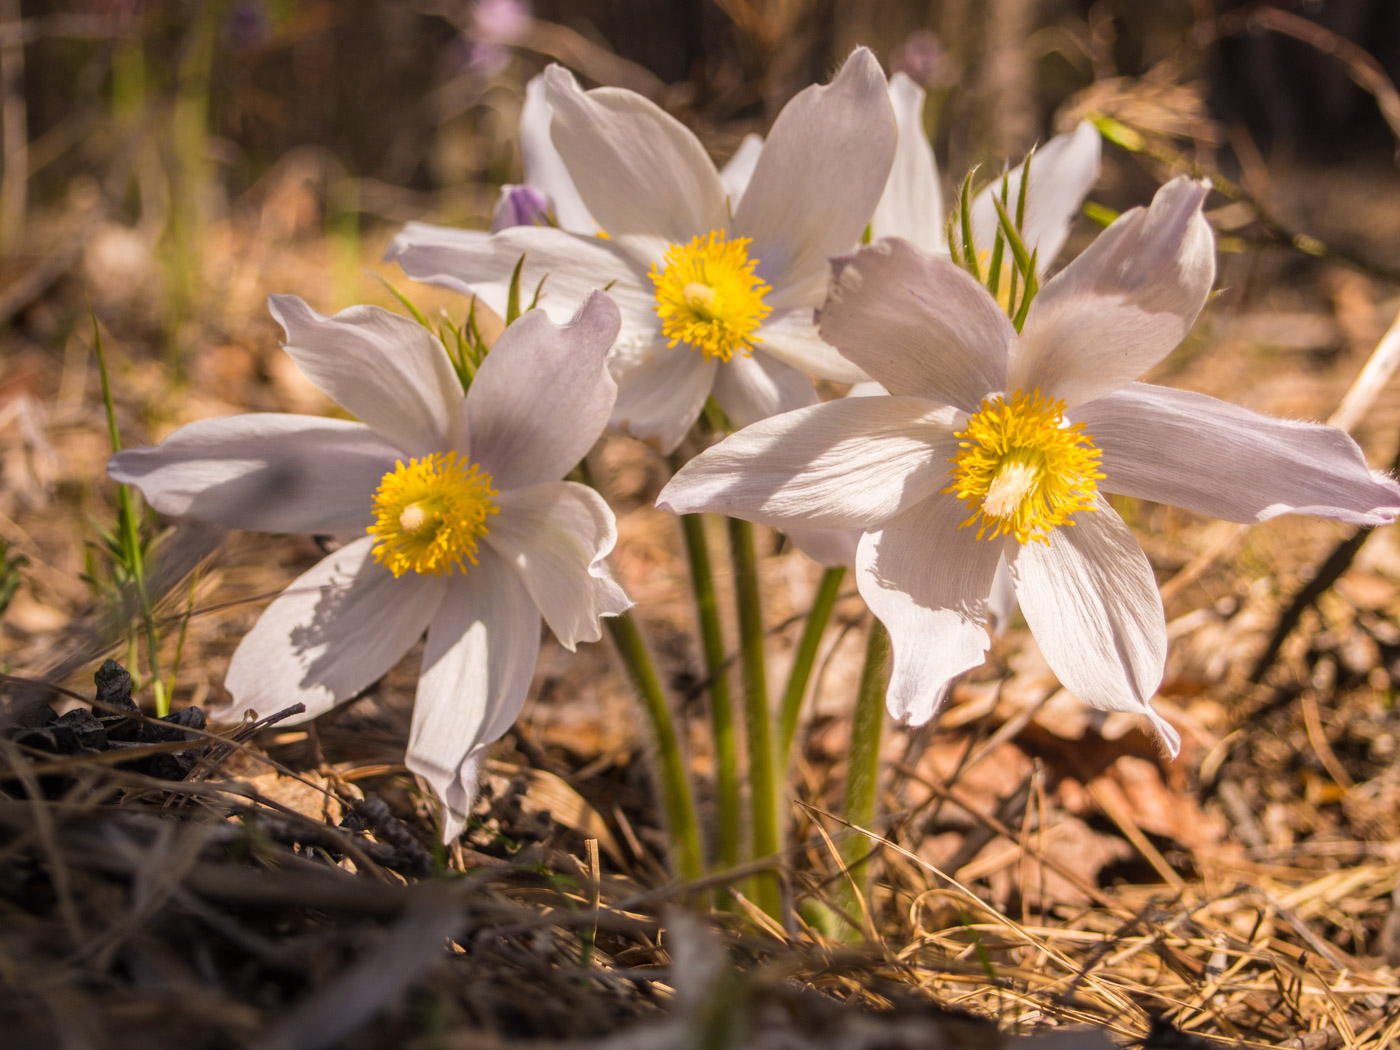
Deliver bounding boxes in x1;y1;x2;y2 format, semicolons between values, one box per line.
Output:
970;121;1100;272
657;395;960;530
712;350;818;431
486;480;630;649
610;344;716;454
407;551;541;841
393;224;655;334
1078;383;1400;525
734;48;896;298
107;415;396;534
520;73;596;234
268;295;460;457
545;65;727;241
856;494;1000;723
219;536;447;723
719;132;764;204
819;238;1012;412
786;526;860;568
466;291;619;486
1008;501;1178;754
491;184;552;232
1010;177;1215;408
756;308;869;383
870;72;944;254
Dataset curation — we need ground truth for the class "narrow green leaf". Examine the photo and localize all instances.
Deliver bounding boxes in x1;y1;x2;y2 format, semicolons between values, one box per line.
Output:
370;272;431;329
1012;249;1039;332
505;254;526;324
958;170;981;281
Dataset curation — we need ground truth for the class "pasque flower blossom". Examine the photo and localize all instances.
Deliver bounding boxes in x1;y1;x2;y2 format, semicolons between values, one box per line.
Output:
108;291;629;838
658;178;1400;750
388;48;897;452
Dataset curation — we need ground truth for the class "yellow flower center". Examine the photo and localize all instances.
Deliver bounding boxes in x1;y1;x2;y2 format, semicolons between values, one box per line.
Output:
649;230;771;362
944;389;1103;545
367;451;499;577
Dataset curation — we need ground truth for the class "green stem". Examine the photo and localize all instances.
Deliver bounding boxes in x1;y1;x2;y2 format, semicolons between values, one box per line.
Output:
778;565;845;761
839;618;890;927
604;612;705;884
727;516;782;919
676;509;741;875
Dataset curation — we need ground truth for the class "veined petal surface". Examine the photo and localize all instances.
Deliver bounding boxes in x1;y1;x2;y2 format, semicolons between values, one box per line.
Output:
711;349;818;431
220;536;447;724
269;296;463;457
819;238;1012;412
545;65;727;241
757;309;870;384
856;495;1000;724
466;292;619;487
734;48;896;298
1078;383;1400;525
658;395;960;530
870;72;944;254
1010;177;1215;408
610;343;716;454
487;480;630;650
1008;498;1177;754
108;415;396;535
408;550;541;841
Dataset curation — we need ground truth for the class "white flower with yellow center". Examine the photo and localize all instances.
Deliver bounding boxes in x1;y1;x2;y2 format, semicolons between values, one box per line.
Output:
387;48;897;453
658;178;1400;751
107;291;630;839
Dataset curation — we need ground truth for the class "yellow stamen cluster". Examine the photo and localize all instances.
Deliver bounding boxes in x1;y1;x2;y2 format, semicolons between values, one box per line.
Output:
649;230;771;362
367;451;499;577
944;389;1103;545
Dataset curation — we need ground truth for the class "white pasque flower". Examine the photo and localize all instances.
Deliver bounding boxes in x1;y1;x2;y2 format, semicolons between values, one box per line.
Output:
658;178;1400;752
786;72;1100;614
387;48;897;453
108;291;630;838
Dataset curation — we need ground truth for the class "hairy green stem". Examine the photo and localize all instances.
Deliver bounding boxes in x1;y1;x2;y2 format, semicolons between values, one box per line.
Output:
676;510;741;875
727;516;782;919
839;618;890;925
778;565;845;762
604;612;705;884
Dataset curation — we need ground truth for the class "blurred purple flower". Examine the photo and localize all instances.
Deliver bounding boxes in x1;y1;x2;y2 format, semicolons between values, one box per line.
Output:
892;30;948;86
225;0;271;53
467;0;533;76
491;183;553;232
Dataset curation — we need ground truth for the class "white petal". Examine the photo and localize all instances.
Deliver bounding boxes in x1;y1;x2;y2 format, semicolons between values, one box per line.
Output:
393;224;656;334
1009;501;1177;754
856;495;1000;723
786;526;860;568
719;132;764;205
712;350;818;431
544;65;727;241
757;309;870;384
108;415;395;534
407;553;541;841
657;395;959;530
733;48;897;297
870;72;945;254
1010;177;1215;408
465;291;619;486
385;221;486;260
1078;383;1400;525
610;343;716;454
268;295;460;457
219;536;447;723
986;555;1018;635
970;121;1100;272
819;238;1013;412
486;480;630;649
519;73;597;234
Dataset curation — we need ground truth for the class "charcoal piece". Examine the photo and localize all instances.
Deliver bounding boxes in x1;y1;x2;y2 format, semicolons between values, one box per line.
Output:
55;708;108;750
93;659;135;712
140;705;207;744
